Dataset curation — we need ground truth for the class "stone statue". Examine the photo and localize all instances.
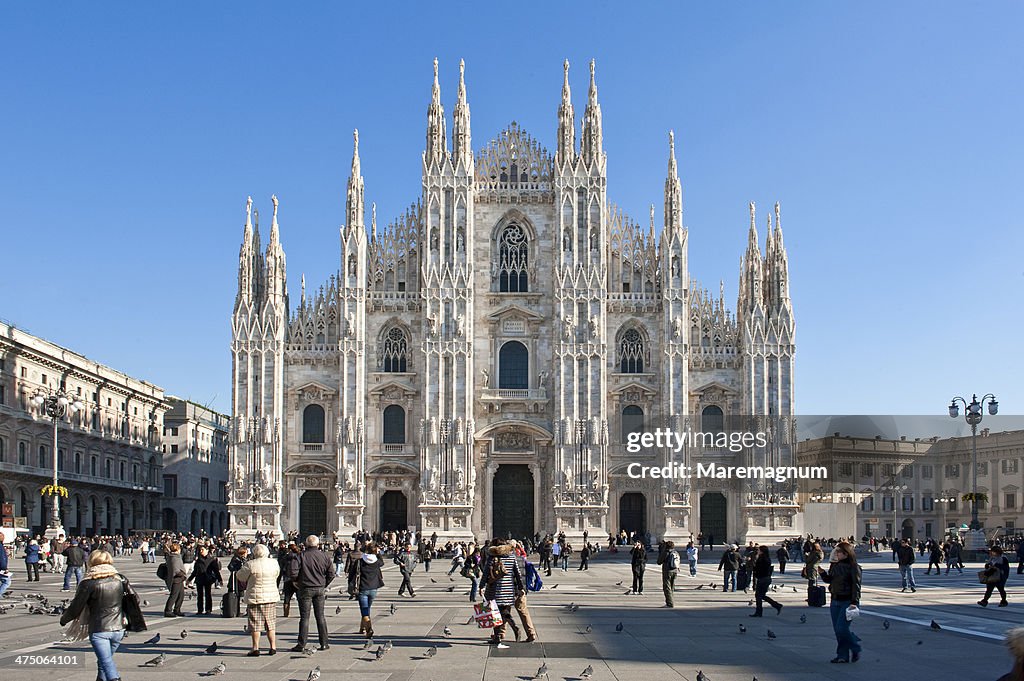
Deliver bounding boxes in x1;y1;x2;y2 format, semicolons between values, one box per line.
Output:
563;467;573;491
538;370;548;388
455;466;465;489
427;316;438;337
589;315;599;338
466;418;475;441
430;229;438;250
454;417;464;444
344;416;354;444
563;230;572;251
671;256;679;278
481;368;489;388
672;316;683;339
348;255;357;277
563;314;575;339
260;464;272;489
345;311;355;338
343;464;356;490
456;230;465;252
591;467;600;486
234;462;245;488
455;314;465;337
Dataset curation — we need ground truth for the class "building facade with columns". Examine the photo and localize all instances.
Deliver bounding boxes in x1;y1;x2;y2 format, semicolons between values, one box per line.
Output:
228;60;797;543
161;396;230;535
0;321;168;536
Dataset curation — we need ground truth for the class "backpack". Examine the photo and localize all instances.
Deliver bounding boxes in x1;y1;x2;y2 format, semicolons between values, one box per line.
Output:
487;556;508;584
667;550;681;571
182;548;195;563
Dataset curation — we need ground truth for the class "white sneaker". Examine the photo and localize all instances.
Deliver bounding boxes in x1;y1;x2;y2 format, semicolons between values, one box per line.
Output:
496;643;510;649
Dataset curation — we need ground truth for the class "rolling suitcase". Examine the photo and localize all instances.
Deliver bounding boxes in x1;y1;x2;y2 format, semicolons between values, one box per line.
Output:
808;585;827;607
737;569;750;592
221;591;239;618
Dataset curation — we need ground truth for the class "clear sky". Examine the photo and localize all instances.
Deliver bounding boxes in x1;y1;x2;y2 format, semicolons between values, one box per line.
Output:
2;3;1021;417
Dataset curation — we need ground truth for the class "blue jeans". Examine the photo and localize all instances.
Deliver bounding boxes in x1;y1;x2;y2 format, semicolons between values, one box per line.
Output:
899;565;916;589
89;630;124;681
335;563;345;577
64;566;83;590
829;599;861;661
469;576;480;602
0;572;11;598
358;589;378;617
560;555;568;571
722;570;736;591
688;559;697;576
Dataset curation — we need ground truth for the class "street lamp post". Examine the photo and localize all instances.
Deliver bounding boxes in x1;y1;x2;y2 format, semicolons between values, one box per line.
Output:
932;493;955;539
948;393;998;531
575;419;589;536
880;472;908;541
31;388;83;538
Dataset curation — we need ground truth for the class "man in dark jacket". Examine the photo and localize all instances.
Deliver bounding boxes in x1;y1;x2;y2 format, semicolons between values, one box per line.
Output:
717;544;740;592
161;543;187;617
394;543;418;597
896;539;917;593
62;539;87;591
577;543;592;571
185;545;223;615
0;540;10;598
776;544;790;574
656;541;679;608
288;535;335;651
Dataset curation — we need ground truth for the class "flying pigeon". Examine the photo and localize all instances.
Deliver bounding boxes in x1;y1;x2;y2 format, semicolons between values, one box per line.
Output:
581;664;593;679
307;666;321;681
205;641;218;654
443;625;452;637
767;629;777;640
883;620;890;630
799;614;806;623
181;629;189;639
535;662;549;678
144;633;160;645
424;645;437;658
738;624;746;633
931;620;942;630
202;661;226;676
615;622;624;632
141;653;166;667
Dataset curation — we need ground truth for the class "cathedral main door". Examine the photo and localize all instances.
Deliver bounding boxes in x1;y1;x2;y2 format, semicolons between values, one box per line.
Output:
299;490;327;537
619;492;646;534
699;492;727;544
492;464;534;540
380;491;408;532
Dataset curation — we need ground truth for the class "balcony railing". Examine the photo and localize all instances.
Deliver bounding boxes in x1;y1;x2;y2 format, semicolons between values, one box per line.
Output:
481;388;547;400
303;443;324;452
382;443;413;454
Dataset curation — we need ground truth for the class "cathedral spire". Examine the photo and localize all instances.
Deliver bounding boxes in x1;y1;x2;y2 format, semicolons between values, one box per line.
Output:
556;59;575;166
425;57;447;167
346;129;365;232
580;59;603;166
269;193;280;245
300;273;306;308
452;58;472;171
236;196;256;305
664;131;682;234
264;194;287;305
739;201;764;318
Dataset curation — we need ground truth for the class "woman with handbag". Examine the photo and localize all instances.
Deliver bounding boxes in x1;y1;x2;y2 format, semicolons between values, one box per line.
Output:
348;542;385;639
979;545;1011;607
59;550;146;681
817;541;862;664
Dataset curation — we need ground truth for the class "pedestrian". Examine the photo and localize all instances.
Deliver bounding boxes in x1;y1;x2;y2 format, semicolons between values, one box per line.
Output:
803;541;824;595
419;540;433;572
776;544;790;574
160;542;186;617
944;540;963;575
463;545;483;602
333;542;347;578
750;545;783;617
698;532;705;551
717;543;740;592
139;537;150;563
447;543;465;577
62;539;86;591
348;541;385;639
509;540;538;642
560;540;571;572
278;542;300;614
550;539;561;575
288;535;335;651
978;545;1011;607
925;540;943;575
686;541;699;577
578;543;591;571
1016;538;1024;576
817;541;862;663
394;542;418;597
657;541;680;608
24;538;41;582
52;535;67;574
146;537;156;564
0;540;11;598
236;543;280;656
630;540;646;594
997;627;1024;681
896;538;917;593
186;545;223;615
59;550;146;681
482;538;525;648
707;533;715;551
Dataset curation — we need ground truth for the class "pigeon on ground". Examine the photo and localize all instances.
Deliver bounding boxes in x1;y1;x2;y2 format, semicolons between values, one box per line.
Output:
799;614;806;623
931;620;941;630
430;578;437;583
623;590;632;595
143;599;150;606
446;586;455;592
551;584;559;589
712;584;718;590
585;624;592;634
708;582;716;588
883;619;890;630
383;640;393;651
443;625;452;637
363;640;373;650
205;642;218;654
615;622;624;632
748;599;754;606
792;587;798;593
466;615;475;625
202;661;226;676
144;633;160;645
696;585;704;590
181;629;189;639
374;646;387;661
390;603;397;615
301;647;315;657
424;645;437;658
535;662;549;678
307;666;321;681
738;624;746;633
581;664;593;679
767;629;777;640
141;653;166;667
615;581;623;586
449;577;455;581
697;671;710;681
335;605;341;615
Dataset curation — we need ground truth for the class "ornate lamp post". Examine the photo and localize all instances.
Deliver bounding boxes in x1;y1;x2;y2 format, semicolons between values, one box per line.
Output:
31;388;83;538
948;393;998;531
880;473;908;540
932;492;956;538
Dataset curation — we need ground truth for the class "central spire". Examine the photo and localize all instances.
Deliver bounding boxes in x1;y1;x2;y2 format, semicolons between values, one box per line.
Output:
425;57;447;167
346;129;364;231
580;59;603;166
664;131;682;234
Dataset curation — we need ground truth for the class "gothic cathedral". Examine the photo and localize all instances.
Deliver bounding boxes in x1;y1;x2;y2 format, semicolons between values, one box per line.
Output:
228;60;796;544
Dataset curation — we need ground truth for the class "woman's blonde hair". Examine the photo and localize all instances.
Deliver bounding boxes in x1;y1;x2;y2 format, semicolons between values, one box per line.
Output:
252;543;270;558
88;550;114;567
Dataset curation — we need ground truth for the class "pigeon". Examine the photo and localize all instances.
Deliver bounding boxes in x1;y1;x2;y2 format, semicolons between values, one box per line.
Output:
615;581;623;586
202;661;226;676
551;584;559;589
581;664;593;679
799;614;806;623
615;622;624;632
181;629;189;639
335;605;342;615
390;603;397;615
535;662;549;678
696;585;704;590
430;578;437;583
567;602;577;611
623;590;632;595
465;615;475;625
141;653;166;667
585;624;592;634
792;587;798;593
383;639;393;651
424;645;437;658
708;582;716;588
449;577;455;581
443;625;452;637
931;620;941;631
748;599;754;606
374;646;387;661
697;671;710;681
738;624;746;633
362;640;373;650
711;584;718;590
205;641;218;654
767;629;777;640
143;599;150;606
144;633;160;645
301;647;315;657
307;666;321;681
883;619;890;630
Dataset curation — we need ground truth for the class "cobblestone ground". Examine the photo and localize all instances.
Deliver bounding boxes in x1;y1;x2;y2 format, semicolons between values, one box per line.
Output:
0;549;1015;681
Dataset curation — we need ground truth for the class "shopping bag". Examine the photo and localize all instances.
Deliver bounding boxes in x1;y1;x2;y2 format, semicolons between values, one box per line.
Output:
473;600;503;629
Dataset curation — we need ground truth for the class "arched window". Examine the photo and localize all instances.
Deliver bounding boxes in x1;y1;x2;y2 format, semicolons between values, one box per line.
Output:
18;442;26;465
619;328;645;373
383;405;406;444
381;327;409;372
701;405;724;435
622;405;645;443
498;341;529;389
38;445;47;469
303;404;325;444
498;224;529;292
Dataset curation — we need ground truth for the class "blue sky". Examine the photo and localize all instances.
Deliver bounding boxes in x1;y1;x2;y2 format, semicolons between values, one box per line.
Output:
2;3;1021;417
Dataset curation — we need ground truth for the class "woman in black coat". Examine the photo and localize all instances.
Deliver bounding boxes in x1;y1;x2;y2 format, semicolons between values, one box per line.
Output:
629;541;646;594
979;545;1011;607
750;545;782;617
348;542;385;639
818;541;862;663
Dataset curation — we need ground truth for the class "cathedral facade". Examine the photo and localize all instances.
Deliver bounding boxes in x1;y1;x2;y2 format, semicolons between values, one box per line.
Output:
228;60;797;544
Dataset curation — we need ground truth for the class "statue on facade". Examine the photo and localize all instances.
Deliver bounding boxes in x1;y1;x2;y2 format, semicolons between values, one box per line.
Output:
455;314;465;338
427;316;438;337
591;467;600;486
344;416;354;444
348;255;357;278
344;311;355;337
671;256;679;278
343;463;356;490
563;229;572;251
589;315;599;338
563;467;573;491
455;466;466;489
481;368;489;388
563;314;575;339
260;464;272;489
673;316;683;339
456;229;465;252
538;370;548;388
234;462;245;489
